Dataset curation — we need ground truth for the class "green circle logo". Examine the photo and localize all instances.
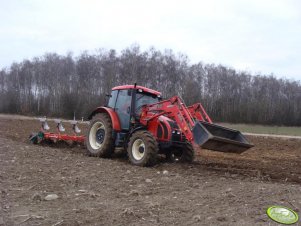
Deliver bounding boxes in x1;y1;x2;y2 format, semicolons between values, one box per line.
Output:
267;206;299;224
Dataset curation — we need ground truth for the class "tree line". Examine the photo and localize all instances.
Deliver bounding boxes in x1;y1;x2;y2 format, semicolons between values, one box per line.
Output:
0;45;300;126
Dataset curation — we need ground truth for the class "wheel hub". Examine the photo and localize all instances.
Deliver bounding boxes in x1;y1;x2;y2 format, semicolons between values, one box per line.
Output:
170;149;183;162
96;128;105;144
132;139;145;160
138;146;144;153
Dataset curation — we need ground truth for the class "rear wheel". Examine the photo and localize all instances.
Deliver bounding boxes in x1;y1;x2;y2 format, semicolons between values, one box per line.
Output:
166;142;195;163
127;130;158;166
86;113;114;157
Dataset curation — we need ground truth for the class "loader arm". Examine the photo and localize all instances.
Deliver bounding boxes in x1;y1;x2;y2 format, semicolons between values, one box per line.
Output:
140;96;196;143
140;96;253;153
187;103;213;123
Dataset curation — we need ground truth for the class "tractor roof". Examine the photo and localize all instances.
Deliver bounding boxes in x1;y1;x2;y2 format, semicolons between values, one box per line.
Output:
112;85;161;96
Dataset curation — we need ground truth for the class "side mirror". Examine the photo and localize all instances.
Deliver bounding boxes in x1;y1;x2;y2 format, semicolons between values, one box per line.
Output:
104;93;112;107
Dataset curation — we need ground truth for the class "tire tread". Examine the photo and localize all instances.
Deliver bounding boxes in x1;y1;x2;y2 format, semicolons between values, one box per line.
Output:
86;113;114;158
127;130;158;166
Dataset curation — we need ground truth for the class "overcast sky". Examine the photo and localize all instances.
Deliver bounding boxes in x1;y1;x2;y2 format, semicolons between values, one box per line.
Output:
0;0;300;80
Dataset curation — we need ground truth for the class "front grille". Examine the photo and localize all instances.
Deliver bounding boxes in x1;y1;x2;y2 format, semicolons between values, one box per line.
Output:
167;120;178;129
171;130;182;142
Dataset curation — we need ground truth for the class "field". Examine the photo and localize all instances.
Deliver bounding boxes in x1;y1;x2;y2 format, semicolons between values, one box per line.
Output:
0;116;301;225
220;123;301;136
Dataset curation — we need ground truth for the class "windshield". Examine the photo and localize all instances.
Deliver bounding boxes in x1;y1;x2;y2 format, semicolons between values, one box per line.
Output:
135;92;160;113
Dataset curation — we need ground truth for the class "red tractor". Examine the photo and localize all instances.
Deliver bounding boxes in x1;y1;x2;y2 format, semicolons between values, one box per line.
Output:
86;84;253;166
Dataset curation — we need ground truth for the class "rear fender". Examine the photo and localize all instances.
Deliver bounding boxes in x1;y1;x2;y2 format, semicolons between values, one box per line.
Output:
88;107;121;131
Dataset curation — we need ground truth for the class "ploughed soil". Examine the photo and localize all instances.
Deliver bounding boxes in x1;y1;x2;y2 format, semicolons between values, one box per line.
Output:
0;115;300;226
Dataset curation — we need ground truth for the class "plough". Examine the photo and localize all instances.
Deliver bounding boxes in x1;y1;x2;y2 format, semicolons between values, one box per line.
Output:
29;118;85;145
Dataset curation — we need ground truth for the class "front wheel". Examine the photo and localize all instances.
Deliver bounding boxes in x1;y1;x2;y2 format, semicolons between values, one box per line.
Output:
166;142;195;163
127;130;158;166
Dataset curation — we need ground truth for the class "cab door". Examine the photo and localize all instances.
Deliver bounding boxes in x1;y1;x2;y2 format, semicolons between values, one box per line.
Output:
115;89;132;130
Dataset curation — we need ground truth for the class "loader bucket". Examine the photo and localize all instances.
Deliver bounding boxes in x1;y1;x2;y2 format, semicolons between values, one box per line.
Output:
192;121;253;153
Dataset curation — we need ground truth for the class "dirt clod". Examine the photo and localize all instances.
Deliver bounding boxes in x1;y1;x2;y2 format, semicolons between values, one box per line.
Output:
163;170;169;175
32;193;42;202
44;194;59;201
193;215;201;222
217;216;227;221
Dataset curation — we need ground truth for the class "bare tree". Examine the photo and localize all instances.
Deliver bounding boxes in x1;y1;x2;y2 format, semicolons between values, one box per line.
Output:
0;45;300;126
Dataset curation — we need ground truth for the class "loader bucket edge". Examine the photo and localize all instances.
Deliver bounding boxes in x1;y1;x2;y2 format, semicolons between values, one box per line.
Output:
192;121;254;153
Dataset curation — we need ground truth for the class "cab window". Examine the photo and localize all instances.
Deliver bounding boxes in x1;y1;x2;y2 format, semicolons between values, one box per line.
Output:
107;90;118;108
115;90;132;130
135;92;160;114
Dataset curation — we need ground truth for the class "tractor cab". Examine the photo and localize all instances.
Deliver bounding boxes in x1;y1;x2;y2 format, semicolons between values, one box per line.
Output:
106;85;162;130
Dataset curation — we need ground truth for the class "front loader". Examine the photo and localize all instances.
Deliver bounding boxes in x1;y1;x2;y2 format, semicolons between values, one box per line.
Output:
85;84;253;166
